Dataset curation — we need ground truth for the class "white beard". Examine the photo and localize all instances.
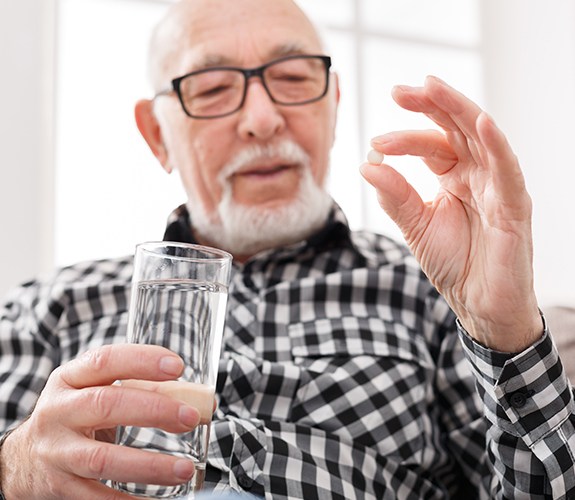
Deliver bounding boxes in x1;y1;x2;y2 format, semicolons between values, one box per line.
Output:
186;140;333;257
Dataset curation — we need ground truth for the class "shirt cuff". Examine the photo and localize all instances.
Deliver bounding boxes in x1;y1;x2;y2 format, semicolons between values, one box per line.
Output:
457;316;575;446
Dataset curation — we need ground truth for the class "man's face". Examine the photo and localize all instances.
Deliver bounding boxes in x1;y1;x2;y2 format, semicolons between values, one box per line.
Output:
148;0;339;254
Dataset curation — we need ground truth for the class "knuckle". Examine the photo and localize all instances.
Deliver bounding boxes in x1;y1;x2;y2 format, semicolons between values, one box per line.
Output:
46;364;68;390
84;345;115;372
150;393;169;419
29;406;52;435
86;386;117;422
84;444;110;477
46;477;68;498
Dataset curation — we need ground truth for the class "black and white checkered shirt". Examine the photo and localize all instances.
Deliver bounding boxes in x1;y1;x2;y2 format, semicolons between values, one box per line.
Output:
1;204;573;499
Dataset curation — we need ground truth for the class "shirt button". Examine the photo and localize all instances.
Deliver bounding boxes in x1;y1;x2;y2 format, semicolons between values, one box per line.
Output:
238;474;254;490
509;391;528;408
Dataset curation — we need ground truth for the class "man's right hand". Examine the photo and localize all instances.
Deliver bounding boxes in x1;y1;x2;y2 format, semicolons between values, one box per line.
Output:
0;344;201;499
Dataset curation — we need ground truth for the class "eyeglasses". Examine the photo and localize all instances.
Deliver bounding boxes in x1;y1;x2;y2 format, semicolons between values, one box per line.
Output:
155;54;332;119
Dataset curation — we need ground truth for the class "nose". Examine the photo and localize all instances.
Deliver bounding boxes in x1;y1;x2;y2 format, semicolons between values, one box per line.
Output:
237;79;286;141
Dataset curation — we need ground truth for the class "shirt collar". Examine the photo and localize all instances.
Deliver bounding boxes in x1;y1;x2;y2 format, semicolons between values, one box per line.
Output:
162;202;357;262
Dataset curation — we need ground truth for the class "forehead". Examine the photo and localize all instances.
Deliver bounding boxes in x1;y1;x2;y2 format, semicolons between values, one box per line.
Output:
158;0;323;76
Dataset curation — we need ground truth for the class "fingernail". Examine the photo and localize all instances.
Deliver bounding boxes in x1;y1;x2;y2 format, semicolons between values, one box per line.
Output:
426;74;448;87
174;459;195;480
179;405;200;427
392;84;411;91
371;135;392;146
159;356;183;376
479;110;494;124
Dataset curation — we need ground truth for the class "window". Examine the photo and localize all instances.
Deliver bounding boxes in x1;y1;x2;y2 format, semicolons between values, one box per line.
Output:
296;0;482;240
55;0;180;266
55;0;481;265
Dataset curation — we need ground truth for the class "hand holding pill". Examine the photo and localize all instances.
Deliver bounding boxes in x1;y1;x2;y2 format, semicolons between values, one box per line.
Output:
359;75;540;353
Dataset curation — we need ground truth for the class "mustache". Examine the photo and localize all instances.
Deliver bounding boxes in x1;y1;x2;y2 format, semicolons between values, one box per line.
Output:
217;140;310;185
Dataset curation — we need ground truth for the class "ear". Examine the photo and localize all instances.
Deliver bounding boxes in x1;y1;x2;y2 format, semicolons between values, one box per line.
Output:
332;72;341;105
329;72;341;145
134;99;172;173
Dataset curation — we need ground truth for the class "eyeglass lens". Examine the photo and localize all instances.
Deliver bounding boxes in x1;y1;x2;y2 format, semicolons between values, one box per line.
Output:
178;56;327;118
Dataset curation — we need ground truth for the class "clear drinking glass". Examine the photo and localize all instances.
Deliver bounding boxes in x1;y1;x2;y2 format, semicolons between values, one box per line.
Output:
113;241;232;499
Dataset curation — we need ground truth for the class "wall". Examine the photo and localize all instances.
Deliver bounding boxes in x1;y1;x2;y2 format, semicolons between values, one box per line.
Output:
482;0;575;307
0;0;55;297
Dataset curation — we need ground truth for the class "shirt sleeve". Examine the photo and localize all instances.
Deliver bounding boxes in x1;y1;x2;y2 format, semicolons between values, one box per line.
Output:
0;279;60;432
458;318;575;499
0;257;132;433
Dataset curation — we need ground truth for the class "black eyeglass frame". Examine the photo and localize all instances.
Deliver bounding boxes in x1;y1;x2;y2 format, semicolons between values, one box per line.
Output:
155;54;332;119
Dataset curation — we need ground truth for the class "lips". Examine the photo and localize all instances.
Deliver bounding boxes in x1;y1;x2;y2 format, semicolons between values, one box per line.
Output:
233;161;298;178
226;155;303;206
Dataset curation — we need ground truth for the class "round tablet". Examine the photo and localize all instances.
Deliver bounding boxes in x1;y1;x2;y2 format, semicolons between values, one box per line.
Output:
367;149;384;165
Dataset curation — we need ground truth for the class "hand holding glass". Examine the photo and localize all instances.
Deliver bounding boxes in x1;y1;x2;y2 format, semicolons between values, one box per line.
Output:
113;242;232;498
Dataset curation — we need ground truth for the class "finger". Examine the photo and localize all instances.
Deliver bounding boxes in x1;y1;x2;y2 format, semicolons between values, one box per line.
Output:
359;161;427;237
457;131;489;170
371;129;458;175
64;438;195;485
394;76;498;170
391;84;460;132
476;112;529;208
57;344;184;389
61;385;201;432
423;75;485;143
390;85;482;164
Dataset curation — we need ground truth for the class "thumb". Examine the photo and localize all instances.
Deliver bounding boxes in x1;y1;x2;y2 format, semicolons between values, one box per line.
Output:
360;162;426;239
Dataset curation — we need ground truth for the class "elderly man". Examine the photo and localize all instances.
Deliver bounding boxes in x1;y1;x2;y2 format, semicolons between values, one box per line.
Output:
0;0;573;498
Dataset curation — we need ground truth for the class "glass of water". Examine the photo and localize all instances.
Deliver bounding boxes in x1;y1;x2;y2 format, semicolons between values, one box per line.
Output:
113;241;232;498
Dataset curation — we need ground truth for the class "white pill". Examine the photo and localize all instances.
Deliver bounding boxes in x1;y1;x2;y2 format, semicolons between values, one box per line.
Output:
367;149;384;165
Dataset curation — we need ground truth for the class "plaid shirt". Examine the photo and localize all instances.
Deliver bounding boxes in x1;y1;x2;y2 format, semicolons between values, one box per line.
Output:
0;203;573;499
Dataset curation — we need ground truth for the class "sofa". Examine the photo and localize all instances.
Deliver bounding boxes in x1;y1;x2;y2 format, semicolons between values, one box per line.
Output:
544;306;575;384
